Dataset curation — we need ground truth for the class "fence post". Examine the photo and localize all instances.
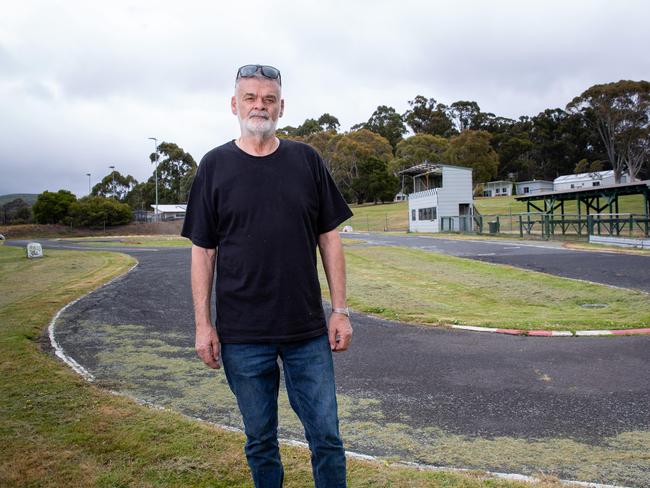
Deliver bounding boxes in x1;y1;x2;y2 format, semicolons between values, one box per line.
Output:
519;214;523;238
385;214;389;232
542;214;549;239
629;214;633;237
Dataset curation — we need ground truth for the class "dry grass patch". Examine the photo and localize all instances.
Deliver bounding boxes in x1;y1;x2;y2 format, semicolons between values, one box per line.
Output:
0;245;540;487
324;245;650;330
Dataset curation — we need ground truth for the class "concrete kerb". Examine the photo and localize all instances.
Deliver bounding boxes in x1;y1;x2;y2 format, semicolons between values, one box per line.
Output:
451;324;650;337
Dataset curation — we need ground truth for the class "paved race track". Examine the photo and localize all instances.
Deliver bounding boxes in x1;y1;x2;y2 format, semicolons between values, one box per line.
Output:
11;237;650;486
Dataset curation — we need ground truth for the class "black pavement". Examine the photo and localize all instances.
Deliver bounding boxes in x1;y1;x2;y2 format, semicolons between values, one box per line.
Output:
9;238;650;486
20;240;647;440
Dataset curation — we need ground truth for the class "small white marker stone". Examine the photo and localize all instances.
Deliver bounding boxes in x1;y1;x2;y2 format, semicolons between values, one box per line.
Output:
26;242;44;259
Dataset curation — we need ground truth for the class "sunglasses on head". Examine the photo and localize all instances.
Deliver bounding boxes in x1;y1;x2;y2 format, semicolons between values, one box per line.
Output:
236;64;282;85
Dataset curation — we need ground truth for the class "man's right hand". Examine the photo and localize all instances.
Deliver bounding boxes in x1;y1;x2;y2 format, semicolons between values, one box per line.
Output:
195;323;221;369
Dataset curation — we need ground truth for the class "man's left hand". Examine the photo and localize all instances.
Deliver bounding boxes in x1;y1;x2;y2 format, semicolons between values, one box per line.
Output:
328;313;352;352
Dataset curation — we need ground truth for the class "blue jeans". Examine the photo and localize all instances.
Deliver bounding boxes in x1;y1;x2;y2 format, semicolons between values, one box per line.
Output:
221;333;346;488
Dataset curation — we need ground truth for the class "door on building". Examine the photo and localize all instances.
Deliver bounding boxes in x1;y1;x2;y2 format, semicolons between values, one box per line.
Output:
459;203;472;232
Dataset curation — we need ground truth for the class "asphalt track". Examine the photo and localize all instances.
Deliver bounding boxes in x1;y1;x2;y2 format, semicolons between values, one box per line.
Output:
10;237;650;486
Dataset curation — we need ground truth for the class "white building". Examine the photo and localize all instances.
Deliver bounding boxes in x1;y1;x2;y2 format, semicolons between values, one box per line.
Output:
554;171;628;191
515;180;553;195
483;180;513;197
150;204;187;221
399;162;474;233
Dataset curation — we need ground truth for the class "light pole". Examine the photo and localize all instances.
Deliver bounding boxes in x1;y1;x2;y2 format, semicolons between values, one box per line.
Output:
148;137;159;221
86;173;91;195
109;165;116;199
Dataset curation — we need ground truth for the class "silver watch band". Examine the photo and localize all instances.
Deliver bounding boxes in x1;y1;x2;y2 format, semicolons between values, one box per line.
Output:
331;307;350;317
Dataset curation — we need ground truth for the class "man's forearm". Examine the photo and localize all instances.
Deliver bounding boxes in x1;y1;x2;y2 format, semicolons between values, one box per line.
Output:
191;244;217;327
318;230;347;308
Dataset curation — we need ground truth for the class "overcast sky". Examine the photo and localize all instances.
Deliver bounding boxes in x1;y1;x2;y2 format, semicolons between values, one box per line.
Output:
1;0;649;198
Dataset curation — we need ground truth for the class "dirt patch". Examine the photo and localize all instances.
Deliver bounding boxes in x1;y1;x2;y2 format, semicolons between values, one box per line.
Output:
0;221;184;240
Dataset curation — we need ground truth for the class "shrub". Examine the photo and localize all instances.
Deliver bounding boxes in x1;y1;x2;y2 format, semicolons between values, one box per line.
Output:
32;190;77;224
68;196;133;228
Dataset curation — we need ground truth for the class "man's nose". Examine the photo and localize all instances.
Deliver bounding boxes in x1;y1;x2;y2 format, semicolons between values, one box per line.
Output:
253;97;267;110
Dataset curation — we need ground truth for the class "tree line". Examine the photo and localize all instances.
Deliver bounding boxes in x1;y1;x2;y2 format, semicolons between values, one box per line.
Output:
278;79;649;203
8;142;197;227
6;79;648;226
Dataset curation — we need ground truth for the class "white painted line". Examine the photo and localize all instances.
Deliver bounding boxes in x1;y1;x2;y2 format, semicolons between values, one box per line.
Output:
49;261;139;382
451;325;498;333
46;251;631;488
575;330;613;336
388;460;627;487
551;331;574;337
450;238;572;251
103;389;631;488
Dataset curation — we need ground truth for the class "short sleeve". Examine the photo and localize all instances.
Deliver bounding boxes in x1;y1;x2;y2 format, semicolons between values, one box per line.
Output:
316;157;353;234
181;157;219;248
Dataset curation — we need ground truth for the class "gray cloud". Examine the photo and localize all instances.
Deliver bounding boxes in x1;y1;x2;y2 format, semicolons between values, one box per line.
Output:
1;0;649;197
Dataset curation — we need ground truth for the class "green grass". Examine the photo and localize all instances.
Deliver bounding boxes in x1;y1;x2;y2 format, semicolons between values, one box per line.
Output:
474;194;646;217
57;235;192;247
321;245;650;330
0;245;545;487
344;195;647;234
347;201;409;232
50;308;650;488
473;196;528;215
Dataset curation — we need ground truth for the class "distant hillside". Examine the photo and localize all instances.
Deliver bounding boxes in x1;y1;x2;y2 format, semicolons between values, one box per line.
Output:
0;194;38;207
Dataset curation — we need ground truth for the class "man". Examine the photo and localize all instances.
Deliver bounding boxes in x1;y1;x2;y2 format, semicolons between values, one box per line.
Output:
181;64;353;488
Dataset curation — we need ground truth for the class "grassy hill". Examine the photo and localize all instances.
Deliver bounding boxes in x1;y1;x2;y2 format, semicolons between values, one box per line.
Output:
0;193;38;206
346;194;647;233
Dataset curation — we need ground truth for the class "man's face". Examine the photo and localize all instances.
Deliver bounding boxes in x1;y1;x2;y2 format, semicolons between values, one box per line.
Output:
231;77;284;137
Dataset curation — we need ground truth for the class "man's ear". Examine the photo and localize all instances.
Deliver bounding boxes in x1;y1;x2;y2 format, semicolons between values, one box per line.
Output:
231;96;238;115
279;99;284;118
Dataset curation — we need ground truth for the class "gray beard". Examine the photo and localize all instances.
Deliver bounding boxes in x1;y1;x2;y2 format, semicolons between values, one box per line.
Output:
239;116;277;138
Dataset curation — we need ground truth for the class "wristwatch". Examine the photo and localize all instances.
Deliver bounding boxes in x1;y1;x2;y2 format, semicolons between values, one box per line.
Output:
331;307;350;317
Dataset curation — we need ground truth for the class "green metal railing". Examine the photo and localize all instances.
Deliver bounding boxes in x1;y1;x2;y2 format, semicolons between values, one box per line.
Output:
512;213;649;239
447;213;649;239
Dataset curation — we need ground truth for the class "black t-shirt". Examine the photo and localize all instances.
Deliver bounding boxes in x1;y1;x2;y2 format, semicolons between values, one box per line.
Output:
181;139;353;344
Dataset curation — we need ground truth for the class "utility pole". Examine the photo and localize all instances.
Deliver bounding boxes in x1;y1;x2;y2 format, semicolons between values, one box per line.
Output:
109;165;116;199
148;137;159;221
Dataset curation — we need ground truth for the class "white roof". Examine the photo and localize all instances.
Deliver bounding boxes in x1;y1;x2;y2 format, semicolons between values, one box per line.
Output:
398;161;472;176
554;170;616;183
516;180;553;185
151;204;187;213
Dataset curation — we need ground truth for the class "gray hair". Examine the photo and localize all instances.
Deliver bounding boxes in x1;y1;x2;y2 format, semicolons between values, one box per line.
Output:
234;72;282;91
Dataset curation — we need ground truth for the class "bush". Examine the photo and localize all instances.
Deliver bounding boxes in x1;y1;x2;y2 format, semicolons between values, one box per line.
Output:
1;198;32;225
68;196;133;228
33;190;76;224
